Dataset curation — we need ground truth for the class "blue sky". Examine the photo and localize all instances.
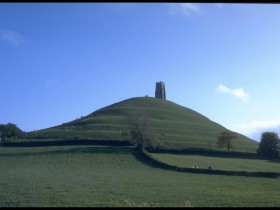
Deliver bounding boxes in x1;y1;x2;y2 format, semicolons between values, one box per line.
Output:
1;3;280;141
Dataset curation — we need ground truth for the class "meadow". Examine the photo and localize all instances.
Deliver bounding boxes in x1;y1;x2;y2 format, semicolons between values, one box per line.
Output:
0;145;279;207
150;153;280;173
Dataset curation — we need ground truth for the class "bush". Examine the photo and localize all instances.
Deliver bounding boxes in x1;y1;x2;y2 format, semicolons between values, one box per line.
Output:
257;132;280;159
0;123;24;142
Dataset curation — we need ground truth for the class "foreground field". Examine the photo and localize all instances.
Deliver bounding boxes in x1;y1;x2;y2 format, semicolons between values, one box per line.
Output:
0;145;279;207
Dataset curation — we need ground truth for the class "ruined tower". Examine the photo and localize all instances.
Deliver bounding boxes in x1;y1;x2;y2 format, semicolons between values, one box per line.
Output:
155;81;166;100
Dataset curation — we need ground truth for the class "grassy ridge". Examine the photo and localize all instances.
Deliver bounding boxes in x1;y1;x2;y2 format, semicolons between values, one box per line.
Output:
30;97;258;153
0;145;279;207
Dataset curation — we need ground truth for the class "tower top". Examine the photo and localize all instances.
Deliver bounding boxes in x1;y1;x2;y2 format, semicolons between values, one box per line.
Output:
155;81;166;100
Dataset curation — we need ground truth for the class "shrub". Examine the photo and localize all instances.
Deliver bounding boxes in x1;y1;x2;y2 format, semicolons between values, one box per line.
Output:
257;132;280;159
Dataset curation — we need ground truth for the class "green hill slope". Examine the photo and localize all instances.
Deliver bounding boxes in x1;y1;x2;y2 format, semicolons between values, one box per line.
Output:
31;97;258;153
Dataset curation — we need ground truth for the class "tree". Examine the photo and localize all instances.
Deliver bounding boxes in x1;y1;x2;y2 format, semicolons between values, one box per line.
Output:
127;112;160;151
0;123;24;142
257;132;280;159
216;130;238;153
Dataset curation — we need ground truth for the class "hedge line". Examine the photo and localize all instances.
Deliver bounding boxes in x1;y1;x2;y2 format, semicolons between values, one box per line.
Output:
1;139;131;147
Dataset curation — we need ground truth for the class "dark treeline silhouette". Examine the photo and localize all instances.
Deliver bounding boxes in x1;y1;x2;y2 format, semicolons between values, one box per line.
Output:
1;139;131;147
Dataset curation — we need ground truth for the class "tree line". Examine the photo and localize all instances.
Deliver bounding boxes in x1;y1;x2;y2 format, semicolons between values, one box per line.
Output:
216;130;280;159
128;112;280;160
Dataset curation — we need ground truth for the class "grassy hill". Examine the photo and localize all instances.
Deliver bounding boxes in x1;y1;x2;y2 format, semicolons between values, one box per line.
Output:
28;97;258;153
2;97;279;207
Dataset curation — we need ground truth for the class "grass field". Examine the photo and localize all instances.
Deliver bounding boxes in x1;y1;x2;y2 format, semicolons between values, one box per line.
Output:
0;145;279;207
150;153;280;173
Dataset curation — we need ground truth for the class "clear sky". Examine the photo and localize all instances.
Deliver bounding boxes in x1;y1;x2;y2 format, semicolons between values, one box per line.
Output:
1;3;280;141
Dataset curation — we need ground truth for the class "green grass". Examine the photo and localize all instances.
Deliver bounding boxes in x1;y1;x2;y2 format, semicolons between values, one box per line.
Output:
150;153;280;173
4;97;277;207
27;97;258;153
0;145;280;207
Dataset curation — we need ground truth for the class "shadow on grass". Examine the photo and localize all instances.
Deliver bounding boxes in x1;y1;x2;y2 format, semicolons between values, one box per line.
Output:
0;145;134;157
1;139;130;147
132;150;164;170
267;159;280;163
66;146;134;154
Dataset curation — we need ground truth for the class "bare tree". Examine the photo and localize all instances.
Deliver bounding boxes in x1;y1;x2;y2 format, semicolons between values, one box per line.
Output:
216;130;238;153
127;111;159;150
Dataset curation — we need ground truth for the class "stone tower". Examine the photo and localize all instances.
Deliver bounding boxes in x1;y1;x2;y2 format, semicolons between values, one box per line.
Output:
155;81;166;100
